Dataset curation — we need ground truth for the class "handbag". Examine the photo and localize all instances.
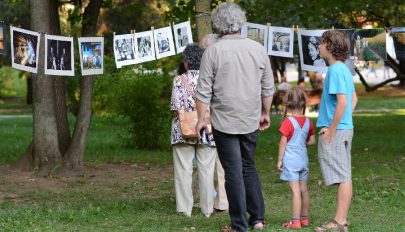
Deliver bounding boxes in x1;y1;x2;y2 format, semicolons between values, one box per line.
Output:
178;74;212;138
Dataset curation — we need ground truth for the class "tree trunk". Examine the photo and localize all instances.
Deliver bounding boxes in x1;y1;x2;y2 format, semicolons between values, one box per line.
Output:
30;0;62;173
63;0;102;169
195;0;212;43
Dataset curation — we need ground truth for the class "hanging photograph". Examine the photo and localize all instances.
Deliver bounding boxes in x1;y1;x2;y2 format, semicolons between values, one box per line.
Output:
113;33;136;68
173;21;193;53
134;30;156;64
44;35;74;76
338;29;355;58
298;29;327;73
354;28;386;61
78;37;103;76
268;26;294;58
153;26;175;59
241;22;269;50
389;27;405;60
10;26;40;73
0;23;7;55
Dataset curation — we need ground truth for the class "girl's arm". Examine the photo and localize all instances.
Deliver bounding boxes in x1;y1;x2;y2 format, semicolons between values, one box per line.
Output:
277;135;288;172
306;134;315;145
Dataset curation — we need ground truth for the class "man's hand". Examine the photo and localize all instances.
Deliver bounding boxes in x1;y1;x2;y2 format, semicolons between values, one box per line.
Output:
195;120;207;140
319;127;335;143
259;113;270;131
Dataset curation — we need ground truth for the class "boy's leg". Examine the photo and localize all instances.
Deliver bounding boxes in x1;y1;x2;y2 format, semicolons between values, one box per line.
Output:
335;182;352;225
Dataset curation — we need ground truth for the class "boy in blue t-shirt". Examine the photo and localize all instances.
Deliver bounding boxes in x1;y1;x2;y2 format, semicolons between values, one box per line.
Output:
315;30;358;232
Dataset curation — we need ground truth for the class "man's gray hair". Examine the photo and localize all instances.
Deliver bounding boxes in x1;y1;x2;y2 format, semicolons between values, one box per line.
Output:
200;34;219;48
212;2;246;35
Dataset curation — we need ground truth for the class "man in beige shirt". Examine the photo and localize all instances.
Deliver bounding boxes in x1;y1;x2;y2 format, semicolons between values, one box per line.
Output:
196;3;274;232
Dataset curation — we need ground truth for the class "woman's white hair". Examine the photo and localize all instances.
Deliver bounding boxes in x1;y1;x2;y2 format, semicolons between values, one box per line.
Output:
212;2;246;35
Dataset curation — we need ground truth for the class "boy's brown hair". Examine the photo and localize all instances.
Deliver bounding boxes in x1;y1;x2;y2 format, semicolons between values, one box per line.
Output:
321;30;350;61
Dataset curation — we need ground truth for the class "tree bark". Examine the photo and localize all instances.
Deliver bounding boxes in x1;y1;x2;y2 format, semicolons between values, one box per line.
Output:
195;0;212;43
30;0;62;173
63;0;102;169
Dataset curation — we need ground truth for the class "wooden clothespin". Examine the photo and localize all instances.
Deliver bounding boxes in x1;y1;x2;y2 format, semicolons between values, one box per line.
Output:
188;17;191;22
332;26;335;30
267;22;271;28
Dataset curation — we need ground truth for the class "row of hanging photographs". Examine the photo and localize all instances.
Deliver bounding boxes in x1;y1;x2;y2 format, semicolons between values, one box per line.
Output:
0;21;404;75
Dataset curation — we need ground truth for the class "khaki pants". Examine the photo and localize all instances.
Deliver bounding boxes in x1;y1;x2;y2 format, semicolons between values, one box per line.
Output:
173;144;216;216
214;155;229;210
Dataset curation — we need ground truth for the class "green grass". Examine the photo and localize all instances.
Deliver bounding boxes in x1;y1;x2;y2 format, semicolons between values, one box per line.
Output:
0;99;404;231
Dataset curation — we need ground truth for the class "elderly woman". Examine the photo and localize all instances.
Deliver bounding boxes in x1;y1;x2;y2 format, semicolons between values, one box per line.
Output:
195;2;274;232
170;43;217;218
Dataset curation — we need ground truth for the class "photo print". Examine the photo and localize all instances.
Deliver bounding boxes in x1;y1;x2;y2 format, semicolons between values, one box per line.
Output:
44;35;74;76
78;37;103;76
134;30;156;63
298;29;327;73
113;33;136;68
388;27;405;60
153;26;175;59
241;22;269;50
173;21;193;53
268;26;294;58
354;28;386;61
0;23;7;55
10;26;40;73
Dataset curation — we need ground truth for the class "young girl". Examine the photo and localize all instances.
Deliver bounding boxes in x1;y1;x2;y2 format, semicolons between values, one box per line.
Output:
277;87;316;229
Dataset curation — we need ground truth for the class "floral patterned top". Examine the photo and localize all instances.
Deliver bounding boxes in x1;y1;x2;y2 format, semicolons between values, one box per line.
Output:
170;70;215;146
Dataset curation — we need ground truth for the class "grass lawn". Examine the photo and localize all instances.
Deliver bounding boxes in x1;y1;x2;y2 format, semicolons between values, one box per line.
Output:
0;86;404;231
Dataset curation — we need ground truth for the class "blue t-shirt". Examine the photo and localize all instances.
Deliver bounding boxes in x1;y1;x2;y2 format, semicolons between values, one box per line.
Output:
316;62;355;129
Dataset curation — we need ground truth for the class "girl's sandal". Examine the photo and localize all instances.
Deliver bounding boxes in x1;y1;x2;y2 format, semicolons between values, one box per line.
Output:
314;219;348;232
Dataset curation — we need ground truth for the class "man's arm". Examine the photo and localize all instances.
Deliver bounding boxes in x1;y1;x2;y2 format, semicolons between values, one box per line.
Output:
195;100;210;140
259;95;273;131
319;94;347;143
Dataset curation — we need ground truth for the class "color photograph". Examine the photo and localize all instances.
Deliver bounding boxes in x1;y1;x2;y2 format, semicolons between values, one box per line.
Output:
241;22;269;50
354;28;387;61
113;33;136;68
298;29;328;73
0;23;6;55
173;21;193;54
78;37;103;76
268;26;294;58
10;26;40;73
44;34;74;76
153;26;176;59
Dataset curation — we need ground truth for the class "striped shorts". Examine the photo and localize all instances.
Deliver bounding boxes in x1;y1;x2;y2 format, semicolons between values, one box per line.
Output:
318;129;353;186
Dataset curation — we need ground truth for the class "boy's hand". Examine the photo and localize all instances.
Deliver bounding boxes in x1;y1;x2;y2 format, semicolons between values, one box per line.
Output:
277;161;283;172
319;127;335;143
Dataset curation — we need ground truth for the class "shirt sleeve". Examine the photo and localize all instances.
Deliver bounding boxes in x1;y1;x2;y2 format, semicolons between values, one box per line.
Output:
328;66;348;95
196;48;216;104
279;118;294;141
261;49;275;97
309;119;315;136
170;76;183;111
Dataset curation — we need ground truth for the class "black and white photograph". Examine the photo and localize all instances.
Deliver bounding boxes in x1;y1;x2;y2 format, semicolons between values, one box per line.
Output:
134;30;156;64
389;27;405;60
10;26;40;73
298;29;328;73
78;37;103;76
354;28;386;61
153;26;175;59
173;21;193;53
268;26;294;57
241;22;269;50
44;35;74;76
0;23;6;55
113;33;136;68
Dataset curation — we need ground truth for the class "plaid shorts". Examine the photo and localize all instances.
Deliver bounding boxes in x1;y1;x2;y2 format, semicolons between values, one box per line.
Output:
318;129;353;186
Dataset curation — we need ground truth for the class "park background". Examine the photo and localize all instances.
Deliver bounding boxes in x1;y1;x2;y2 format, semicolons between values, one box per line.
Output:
0;0;404;231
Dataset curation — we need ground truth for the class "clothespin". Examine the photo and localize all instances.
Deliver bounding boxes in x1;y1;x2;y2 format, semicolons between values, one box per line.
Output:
267;22;271;28
188;17;191;22
332;26;335;30
113;31;116;37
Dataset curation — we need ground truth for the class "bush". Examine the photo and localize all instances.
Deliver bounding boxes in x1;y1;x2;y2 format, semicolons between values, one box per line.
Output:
114;69;173;150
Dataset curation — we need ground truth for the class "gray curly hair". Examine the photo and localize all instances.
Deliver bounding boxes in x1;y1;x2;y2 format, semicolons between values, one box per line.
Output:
182;43;205;70
212;2;246;35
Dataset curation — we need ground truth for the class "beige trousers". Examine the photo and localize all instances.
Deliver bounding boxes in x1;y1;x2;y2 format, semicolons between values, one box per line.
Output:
173;144;216;216
214;155;229;210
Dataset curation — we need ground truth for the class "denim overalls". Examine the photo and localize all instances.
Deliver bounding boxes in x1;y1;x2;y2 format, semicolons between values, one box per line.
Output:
280;116;310;181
